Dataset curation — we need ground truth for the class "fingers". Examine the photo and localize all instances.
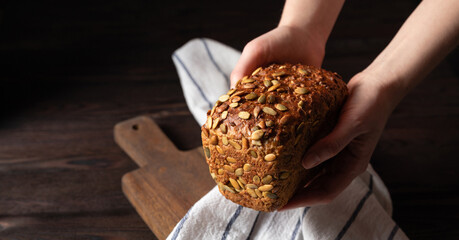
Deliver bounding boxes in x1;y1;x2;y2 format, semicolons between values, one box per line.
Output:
281;148;367;210
230;39;269;87
302;116;360;169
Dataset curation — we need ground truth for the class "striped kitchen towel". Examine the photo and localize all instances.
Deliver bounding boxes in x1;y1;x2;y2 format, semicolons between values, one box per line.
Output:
170;38;408;240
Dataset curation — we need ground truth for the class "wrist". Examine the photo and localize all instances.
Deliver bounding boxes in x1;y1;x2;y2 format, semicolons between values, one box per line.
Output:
353;67;406;114
278;0;345;45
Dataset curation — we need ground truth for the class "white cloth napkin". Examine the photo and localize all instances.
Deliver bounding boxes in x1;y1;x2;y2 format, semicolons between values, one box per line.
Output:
170;38;408;240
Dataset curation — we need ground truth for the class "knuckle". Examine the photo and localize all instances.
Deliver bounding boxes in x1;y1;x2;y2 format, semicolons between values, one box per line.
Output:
244;40;265;57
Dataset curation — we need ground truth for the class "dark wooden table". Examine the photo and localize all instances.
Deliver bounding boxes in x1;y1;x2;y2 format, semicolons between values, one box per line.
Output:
0;0;458;239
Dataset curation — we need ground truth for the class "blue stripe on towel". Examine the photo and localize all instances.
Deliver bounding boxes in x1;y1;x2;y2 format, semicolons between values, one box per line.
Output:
200;38;231;87
221;205;244;240
388;224;399;240
290;207;311;240
335;174;374;240
246;211;261;240
171;206;193;240
172;53;213;109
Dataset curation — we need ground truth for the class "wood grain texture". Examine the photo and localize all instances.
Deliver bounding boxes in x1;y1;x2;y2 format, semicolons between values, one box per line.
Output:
115;116;214;239
0;0;457;239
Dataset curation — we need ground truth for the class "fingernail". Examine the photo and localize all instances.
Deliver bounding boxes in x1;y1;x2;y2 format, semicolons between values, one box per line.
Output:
303;153;320;169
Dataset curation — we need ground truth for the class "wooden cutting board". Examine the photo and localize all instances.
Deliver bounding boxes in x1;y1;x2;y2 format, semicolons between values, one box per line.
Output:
114;116;215;240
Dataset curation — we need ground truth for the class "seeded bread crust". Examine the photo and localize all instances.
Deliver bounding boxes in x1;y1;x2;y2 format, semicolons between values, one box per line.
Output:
201;63;348;212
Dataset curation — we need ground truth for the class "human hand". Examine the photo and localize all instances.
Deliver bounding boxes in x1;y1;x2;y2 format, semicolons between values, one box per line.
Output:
281;71;399;210
230;25;326;87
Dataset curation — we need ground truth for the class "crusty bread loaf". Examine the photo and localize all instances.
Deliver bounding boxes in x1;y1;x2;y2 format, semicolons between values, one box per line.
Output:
201;63;348;211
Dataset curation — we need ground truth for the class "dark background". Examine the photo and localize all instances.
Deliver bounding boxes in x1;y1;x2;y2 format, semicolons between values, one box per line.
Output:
0;0;458;239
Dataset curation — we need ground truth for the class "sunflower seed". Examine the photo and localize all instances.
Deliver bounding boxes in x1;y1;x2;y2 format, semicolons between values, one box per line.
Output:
280;172;290;180
262;175;273;184
253;175;260;184
223;185;235;193
243;163;252;172
229;102;239;108
268;84;280;92
262;107;277;116
227;89;236;95
297;68;308;75
233;91;245;96
231;96;241;102
272;71;286;77
202;128;209;138
258;120;266;129
216;145;224;154
238;177;247;185
257;94;266;104
275;104;287;111
218;168;224;175
280;115;290;125
265;120;274;127
242;137;249;149
245;92;258;100
210;135;218;145
295;87;309;94
227;157;237;163
264;192;278;199
210;105;216;116
224;165;234;173
237;179;244;188
267;95;276;104
220;123;227;134
298;100;304;109
246;188;258;198
251;130;264;140
264;153;276;161
263;80;272;87
253;106;261;118
252;126;260;131
242;78;255;83
243;83;256;89
210;172;216;179
258;184;273;192
217;104;228;113
252;67;262;76
251;140;262;146
235;168;243;176
279;65;286;69
229;178;241;190
206;116;212;129
204;147;210;158
221;110;228;119
212;118;220;129
255;189;263;198
313;120;319;126
218;94;230;102
229;140;242;150
238;111;250;119
222;136;229;145
246;184;257;189
271;80;280;86
249;150;258;158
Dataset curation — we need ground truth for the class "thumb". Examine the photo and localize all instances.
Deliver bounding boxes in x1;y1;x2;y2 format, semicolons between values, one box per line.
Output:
302;119;359;169
230;40;268;87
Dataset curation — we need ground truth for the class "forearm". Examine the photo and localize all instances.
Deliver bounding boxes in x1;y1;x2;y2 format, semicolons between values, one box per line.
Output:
366;0;459;107
279;0;345;44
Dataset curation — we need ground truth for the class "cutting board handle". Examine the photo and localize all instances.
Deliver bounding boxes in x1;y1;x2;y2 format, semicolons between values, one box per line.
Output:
114;115;179;167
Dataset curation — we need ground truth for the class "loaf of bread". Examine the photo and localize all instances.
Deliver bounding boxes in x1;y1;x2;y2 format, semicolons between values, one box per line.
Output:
201;63;348;211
